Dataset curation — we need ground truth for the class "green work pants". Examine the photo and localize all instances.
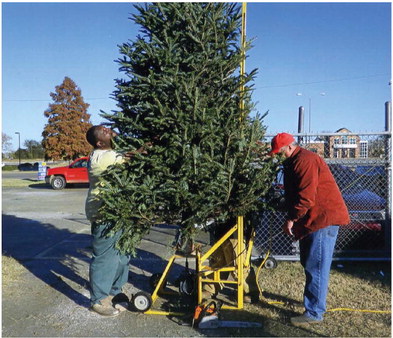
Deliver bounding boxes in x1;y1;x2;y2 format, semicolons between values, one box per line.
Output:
89;222;130;305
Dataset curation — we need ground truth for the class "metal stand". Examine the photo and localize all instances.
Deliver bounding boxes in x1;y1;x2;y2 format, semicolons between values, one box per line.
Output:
131;216;254;315
197;215;253;310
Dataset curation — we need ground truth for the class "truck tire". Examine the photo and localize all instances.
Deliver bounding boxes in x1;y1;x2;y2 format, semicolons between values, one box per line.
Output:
51;176;66;190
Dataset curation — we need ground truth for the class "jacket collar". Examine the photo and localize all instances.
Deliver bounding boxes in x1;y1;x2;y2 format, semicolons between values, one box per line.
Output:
290;146;301;158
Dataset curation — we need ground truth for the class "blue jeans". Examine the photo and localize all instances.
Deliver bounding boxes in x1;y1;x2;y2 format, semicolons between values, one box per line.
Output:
299;225;339;320
89;222;130;305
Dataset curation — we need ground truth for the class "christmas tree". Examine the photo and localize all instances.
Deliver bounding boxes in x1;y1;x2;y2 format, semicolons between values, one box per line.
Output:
100;3;278;255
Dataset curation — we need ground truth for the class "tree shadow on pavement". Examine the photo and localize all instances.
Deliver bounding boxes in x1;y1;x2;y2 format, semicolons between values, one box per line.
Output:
2;214;91;307
2;213;188;310
130;247;193;294
129;223;199;294
26;181;89;190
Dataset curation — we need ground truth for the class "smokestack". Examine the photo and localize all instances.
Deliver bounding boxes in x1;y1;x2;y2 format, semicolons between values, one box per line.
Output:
298;106;304;143
385;101;391;132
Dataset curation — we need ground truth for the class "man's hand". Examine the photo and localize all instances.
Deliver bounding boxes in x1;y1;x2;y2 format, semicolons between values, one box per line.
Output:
282;219;294;236
255;140;264;146
123;142;153;159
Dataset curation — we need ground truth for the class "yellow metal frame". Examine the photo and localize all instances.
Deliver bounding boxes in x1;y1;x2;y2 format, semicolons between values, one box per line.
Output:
197;215;254;310
143;215;254;315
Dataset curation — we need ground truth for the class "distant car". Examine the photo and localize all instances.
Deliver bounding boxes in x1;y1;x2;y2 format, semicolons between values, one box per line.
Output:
17;162;48;171
341;183;385;231
329;164;386;231
18;162;34;171
265;164;386;230
45;157;89;190
253;163;387;258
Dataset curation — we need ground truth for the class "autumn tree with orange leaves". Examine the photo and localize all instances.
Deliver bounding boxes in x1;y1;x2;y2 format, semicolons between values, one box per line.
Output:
42;77;92;160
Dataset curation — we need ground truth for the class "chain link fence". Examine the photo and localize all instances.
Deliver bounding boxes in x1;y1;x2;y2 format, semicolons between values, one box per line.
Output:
253;130;391;261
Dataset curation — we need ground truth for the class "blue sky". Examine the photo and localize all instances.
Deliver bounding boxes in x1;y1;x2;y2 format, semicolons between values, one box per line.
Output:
2;2;391;151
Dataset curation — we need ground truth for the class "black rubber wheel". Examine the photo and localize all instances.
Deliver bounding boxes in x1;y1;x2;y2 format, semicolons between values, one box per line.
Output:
149;273;167;290
179;273;196;296
51;176;66;190
264;257;278;269
132;292;152;312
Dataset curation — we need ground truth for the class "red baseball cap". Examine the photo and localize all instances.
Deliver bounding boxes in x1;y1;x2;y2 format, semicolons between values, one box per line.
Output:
269;133;295;155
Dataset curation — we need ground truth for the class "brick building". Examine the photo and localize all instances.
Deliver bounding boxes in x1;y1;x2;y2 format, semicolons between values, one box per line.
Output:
305;128;367;158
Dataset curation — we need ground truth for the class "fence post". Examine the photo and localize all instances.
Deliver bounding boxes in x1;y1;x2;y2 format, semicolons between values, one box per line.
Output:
384;101;391;255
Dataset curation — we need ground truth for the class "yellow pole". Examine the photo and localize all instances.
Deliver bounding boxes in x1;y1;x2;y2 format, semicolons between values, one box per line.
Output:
239;2;247;121
241;2;247;73
237;216;244;309
236;2;247;310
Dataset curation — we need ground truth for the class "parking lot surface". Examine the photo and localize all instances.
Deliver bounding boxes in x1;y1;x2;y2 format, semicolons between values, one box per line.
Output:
2;172;216;337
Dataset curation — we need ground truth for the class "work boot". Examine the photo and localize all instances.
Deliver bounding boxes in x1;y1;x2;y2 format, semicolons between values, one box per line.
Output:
290;314;322;326
90;298;119;317
112;292;130;312
243;294;252;304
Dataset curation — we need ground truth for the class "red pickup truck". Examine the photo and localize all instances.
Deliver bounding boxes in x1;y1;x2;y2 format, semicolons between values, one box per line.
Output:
45;157;89;190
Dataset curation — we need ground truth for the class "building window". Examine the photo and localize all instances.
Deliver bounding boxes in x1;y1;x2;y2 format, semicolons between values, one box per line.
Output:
349;137;356;144
342;136;348;144
360;141;368;158
334;138;340;145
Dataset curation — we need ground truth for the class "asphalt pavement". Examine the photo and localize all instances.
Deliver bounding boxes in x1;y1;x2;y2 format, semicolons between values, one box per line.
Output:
1;172;217;337
3;171;311;337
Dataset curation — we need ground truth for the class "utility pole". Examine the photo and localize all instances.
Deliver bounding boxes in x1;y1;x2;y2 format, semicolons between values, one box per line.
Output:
15;132;21;165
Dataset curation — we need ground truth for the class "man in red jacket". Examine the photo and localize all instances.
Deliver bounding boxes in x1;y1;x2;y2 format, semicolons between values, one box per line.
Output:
269;133;349;325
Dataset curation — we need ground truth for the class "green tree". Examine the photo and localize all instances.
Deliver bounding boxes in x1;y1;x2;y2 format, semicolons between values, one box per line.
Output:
100;3;278;255
368;135;388;158
24;140;45;159
42;76;92;160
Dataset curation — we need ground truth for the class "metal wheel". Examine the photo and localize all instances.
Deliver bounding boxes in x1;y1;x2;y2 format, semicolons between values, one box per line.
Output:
264;257;278;269
51;176;66;190
132;291;152;312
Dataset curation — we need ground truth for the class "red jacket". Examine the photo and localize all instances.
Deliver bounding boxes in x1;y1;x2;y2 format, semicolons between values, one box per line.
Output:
283;147;350;240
